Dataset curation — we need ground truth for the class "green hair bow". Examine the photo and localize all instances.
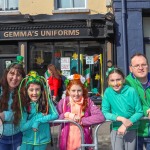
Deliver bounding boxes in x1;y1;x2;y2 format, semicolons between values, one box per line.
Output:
106;66;115;77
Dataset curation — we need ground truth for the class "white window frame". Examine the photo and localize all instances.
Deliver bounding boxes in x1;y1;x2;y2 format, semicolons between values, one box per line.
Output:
0;0;19;12
55;0;87;10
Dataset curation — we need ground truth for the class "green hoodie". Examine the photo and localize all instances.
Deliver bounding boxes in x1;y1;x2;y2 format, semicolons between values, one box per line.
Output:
126;73;150;137
102;85;143;131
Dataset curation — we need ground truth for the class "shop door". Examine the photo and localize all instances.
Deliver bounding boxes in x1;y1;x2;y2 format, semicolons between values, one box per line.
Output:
0;57;16;77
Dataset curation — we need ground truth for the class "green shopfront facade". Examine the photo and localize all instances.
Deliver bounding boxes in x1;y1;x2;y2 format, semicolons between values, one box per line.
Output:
0;14;114;96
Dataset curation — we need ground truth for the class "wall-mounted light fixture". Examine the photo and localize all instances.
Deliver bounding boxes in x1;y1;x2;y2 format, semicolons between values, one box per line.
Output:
24;14;33;22
86;19;92;36
105;12;114;21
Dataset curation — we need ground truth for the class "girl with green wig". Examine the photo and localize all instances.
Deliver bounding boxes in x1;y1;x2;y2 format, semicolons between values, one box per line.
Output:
18;71;58;150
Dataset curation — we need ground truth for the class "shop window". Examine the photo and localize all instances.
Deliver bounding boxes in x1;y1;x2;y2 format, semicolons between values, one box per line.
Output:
54;41;104;95
0;44;18;54
28;41;105;96
56;0;86;9
28;42;53;76
0;0;18;11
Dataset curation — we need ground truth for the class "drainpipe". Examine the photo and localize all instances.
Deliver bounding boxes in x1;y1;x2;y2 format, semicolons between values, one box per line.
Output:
121;0;128;75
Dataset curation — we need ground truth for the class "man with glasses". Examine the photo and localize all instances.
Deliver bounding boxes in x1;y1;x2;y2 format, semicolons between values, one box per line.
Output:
126;53;150;150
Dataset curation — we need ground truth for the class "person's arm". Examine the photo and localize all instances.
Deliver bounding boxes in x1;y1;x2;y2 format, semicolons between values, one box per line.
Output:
102;93;118;121
56;97;77;121
56;98;66;119
0;112;4;121
3;111;13;121
53;78;59;97
32;99;58;130
143;105;150;117
20;111;44;132
128;90;143;123
81;99;105;126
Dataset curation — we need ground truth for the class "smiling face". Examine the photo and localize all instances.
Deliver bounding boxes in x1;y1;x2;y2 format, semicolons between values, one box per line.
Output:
68;84;83;102
129;55;149;82
7;68;23;90
108;72;124;92
27;83;41;102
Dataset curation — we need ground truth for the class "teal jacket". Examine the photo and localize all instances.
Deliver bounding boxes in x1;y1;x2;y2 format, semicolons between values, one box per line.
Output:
126;73;150;136
20;99;58;145
102;85;143;131
2;92;20;136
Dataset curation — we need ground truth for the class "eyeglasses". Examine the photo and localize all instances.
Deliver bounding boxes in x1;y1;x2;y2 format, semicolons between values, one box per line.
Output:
131;64;148;69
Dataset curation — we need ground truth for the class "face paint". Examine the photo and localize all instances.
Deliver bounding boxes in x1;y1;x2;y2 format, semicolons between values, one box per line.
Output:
116;81;123;86
108;82;113;87
37;91;41;96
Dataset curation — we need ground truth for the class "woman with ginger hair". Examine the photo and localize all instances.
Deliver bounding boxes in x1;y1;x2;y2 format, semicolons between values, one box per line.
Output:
56;74;105;150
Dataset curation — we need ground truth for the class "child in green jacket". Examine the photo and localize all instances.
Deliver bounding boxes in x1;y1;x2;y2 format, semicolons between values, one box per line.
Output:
19;71;58;150
102;67;143;150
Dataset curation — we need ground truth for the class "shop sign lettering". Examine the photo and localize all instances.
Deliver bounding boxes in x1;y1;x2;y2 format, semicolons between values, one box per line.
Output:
3;29;80;38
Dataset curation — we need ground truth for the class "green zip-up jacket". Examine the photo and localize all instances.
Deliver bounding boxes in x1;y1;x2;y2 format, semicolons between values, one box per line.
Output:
126;73;150;137
102;85;143;131
20;99;58;145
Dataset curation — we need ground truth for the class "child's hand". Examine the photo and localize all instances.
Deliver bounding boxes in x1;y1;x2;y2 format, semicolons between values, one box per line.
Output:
32;128;38;132
74;115;80;123
52;96;56;101
147;109;150;119
122;118;133;128
117;124;127;135
117;116;132;128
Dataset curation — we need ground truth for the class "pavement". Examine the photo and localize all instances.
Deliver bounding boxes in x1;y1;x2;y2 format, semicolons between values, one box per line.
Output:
46;122;112;150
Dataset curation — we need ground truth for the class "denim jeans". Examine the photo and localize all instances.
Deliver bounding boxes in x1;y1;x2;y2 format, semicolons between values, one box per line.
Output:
137;136;150;150
0;132;22;150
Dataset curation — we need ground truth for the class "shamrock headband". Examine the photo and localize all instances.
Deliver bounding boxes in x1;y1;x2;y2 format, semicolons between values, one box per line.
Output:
64;74;88;88
7;55;24;69
26;71;42;87
106;67;115;78
106;67;124;78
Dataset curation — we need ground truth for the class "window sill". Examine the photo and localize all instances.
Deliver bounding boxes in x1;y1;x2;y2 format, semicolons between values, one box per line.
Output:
0;11;21;15
53;9;90;14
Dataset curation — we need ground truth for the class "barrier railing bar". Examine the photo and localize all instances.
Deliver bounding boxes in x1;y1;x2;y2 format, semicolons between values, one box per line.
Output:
94;117;149;150
93;123;103;150
50;119;86;150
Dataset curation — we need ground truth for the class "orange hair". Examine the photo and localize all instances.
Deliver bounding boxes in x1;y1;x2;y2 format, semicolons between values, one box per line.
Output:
66;79;88;112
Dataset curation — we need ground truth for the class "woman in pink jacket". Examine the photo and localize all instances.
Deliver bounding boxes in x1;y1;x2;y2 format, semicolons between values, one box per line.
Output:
56;74;105;150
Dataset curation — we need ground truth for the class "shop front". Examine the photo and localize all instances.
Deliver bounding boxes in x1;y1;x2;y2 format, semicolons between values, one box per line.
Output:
0;14;114;100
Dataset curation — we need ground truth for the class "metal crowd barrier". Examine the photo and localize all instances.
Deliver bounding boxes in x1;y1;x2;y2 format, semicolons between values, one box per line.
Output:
49;119;108;150
49;117;149;150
